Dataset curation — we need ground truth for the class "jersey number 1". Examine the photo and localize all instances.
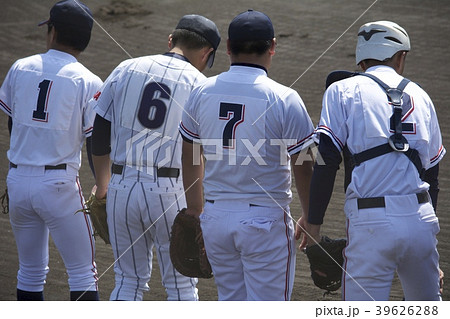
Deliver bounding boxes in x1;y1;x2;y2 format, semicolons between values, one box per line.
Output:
32;79;52;122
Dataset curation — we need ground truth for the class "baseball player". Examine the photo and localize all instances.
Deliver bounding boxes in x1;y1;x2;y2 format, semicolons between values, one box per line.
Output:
179;10;315;301
305;21;445;300
91;15;221;301
0;0;101;301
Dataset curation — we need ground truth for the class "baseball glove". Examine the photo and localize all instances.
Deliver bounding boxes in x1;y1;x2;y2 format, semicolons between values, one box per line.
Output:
76;192;110;245
305;236;347;292
169;208;213;279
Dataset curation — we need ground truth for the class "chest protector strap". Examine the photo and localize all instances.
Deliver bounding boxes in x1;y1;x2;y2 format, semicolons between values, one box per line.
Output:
349;73;425;178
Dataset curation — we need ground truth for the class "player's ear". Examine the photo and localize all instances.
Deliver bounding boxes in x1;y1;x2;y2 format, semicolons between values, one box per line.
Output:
201;47;214;64
396;51;407;75
226;39;231;56
168;34;173;50
269;38;276;56
359;60;368;72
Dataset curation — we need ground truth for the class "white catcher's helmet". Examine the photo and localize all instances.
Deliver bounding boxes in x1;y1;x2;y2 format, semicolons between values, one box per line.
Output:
355;21;410;65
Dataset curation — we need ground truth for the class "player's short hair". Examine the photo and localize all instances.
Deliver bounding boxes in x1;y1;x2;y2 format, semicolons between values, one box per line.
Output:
229;39;272;56
359;50;407;67
49;23;91;52
171;29;213;50
39;0;93;52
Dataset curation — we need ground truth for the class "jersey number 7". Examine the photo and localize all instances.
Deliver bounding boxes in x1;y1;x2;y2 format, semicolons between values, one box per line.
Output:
219;102;245;149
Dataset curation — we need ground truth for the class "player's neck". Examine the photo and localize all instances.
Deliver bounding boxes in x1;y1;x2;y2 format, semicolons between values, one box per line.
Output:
169;47;209;72
48;43;81;59
230;54;271;71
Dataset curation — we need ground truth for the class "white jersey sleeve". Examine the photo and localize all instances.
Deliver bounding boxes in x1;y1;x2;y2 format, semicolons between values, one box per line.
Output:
179;85;202;144
92;59;130;122
316;83;347;151
0;62;16;116
83;76;102;138
423;92;445;169
282;90;315;155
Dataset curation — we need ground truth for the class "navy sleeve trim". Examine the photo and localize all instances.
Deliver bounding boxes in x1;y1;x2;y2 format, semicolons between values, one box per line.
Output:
91;114;111;156
423;163;439;212
308;134;342;225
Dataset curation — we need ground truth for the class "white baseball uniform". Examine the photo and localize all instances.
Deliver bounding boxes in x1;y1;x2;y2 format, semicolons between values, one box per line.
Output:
316;65;445;300
93;53;204;301
0;49;101;295
180;64;315;300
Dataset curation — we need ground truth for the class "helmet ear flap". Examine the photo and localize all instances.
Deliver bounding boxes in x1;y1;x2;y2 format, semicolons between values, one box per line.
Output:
355;21;410;65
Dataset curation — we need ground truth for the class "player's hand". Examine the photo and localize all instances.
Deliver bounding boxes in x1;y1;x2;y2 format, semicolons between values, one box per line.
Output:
92;185;107;200
305;223;321;247
295;215;308;250
184;207;202;218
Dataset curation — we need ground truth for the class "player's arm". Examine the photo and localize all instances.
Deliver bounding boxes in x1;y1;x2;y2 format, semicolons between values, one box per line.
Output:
85;136;96;177
8;117;12;135
292;150;314;249
424;98;444;212
306;133;342;246
423;163;439;212
91;114;111;199
181;139;204;217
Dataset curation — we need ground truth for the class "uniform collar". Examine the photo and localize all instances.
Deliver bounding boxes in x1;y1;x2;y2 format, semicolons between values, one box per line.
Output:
164;52;191;64
46;49;78;62
230;63;268;75
365;65;397;74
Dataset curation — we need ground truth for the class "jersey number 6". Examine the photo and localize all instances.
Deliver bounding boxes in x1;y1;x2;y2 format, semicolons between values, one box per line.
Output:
138;82;171;129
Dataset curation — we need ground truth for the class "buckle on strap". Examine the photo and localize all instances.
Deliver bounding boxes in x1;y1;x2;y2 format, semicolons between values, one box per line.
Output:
388;134;409;152
389;93;409;152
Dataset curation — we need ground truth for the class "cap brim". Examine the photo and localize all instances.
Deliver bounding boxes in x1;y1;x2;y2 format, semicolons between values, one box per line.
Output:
207;51;216;68
38;19;50;27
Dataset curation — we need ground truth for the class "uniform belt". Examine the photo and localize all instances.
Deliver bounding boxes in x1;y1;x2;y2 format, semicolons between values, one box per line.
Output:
10;163;67;170
206;199;260;207
111;164;180;178
357;192;429;209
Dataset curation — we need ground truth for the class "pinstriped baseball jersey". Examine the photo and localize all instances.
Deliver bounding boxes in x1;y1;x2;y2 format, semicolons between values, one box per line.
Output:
316;65;445;200
93;53;206;173
92;52;204;301
180;65;315;207
0;49;101;169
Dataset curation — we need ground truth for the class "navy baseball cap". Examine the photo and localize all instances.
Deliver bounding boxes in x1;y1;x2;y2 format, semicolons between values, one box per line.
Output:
176;14;221;68
228;9;274;42
38;0;93;32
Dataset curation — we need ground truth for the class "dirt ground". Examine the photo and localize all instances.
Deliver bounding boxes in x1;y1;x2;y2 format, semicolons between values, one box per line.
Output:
0;0;449;302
